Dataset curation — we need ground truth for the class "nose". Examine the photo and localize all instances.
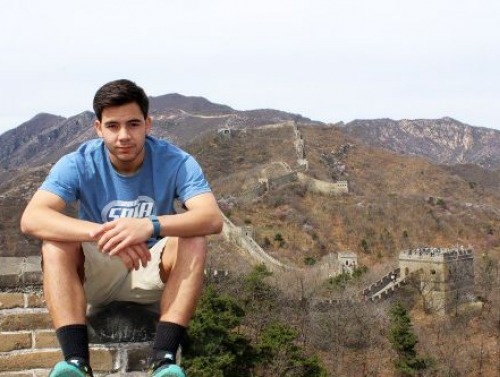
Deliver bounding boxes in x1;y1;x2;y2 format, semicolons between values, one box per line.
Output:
118;125;131;140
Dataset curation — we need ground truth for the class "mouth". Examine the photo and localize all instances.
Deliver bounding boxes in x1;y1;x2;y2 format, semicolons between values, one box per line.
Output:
116;146;134;152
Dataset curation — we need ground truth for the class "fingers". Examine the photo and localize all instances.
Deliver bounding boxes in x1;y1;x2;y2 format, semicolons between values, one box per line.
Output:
117;249;136;270
134;244;152;267
114;244;152;270
97;224;131;254
96;225;121;252
92;218;152;254
102;230;126;254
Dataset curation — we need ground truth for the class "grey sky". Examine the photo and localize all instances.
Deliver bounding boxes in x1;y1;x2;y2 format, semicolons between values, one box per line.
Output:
1;0;499;135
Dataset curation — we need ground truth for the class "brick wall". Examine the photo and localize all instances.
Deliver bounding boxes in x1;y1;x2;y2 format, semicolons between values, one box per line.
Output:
0;291;154;376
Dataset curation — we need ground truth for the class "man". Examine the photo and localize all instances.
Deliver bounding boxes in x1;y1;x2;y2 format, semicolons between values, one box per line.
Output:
20;79;223;377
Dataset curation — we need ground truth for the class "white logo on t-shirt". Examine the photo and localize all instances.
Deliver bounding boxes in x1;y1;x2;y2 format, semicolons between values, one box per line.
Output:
101;196;155;222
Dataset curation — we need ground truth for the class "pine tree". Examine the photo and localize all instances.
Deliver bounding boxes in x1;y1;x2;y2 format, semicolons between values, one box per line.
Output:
388;301;430;376
183;286;256;377
258;322;328;377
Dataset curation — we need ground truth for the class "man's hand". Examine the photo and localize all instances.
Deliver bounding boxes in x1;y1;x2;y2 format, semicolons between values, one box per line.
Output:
90;217;153;269
114;243;151;270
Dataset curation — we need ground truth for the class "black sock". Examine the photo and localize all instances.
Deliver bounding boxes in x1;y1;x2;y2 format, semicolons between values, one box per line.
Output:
56;324;90;363
152;321;186;362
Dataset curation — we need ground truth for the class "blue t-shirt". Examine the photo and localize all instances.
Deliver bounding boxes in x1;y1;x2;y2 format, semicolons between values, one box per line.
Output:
40;136;211;245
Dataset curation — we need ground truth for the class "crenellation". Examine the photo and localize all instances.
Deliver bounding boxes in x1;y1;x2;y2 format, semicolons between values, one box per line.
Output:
400;246;473;260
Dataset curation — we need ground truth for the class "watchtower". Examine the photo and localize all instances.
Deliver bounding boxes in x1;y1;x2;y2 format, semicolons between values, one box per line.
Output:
217;128;232;140
338;251;358;274
399;246;474;314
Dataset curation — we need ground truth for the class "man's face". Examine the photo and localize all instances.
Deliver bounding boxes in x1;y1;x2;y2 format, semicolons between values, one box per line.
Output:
94;102;152;174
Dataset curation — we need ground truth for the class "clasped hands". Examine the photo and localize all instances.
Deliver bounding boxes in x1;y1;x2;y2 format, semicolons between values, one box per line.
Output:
89;217;154;271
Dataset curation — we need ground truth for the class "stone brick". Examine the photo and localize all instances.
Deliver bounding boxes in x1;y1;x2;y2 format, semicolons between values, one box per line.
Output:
26;292;46;308
0;258;23;286
0;275;21;289
89;348;119;372
24;257;42;274
0;311;52;331
34;330;58;349
126;345;152;371
0;350;61;371
0;293;24;309
21;272;43;286
0;332;32;352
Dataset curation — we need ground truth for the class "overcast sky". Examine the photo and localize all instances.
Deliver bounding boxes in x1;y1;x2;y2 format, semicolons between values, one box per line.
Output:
1;0;499;135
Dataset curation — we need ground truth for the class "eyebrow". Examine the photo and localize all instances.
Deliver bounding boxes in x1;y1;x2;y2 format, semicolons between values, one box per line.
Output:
103;118;143;125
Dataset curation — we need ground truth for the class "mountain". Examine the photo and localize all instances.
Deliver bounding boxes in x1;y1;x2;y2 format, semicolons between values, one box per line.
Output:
2;98;500;376
2;94;500;261
150;93;234;114
0;113;65;169
0;94;315;174
0;112;94;170
343;117;500;170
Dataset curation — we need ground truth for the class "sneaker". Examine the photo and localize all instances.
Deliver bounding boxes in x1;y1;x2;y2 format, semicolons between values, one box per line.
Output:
49;358;94;377
149;355;186;377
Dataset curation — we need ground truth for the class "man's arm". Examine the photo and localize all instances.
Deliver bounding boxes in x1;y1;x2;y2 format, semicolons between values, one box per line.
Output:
20;190;100;241
158;192;223;237
92;192;223;255
20;190;152;270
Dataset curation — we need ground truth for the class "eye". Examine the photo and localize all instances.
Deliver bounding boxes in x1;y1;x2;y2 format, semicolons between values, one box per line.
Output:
105;123;118;129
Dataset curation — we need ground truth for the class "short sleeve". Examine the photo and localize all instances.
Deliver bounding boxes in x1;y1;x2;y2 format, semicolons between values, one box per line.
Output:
39;154;80;205
176;156;211;204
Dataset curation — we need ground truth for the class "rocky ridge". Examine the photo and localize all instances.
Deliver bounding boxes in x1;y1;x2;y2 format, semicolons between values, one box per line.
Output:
343;117;500;170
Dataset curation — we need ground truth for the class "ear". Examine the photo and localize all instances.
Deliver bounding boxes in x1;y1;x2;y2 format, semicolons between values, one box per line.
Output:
145;116;153;134
94;119;103;137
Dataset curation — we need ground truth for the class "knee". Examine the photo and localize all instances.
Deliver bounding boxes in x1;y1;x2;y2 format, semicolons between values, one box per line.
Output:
41;240;83;269
178;236;207;263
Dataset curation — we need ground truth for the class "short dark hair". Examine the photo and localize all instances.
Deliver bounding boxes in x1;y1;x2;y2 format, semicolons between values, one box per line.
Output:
93;79;149;121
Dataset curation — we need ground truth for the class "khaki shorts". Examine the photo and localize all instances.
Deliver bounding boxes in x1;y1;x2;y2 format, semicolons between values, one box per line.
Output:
82;238;168;308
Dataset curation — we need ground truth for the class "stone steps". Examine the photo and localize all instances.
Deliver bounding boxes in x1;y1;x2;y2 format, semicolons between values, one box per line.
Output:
0;292;154;375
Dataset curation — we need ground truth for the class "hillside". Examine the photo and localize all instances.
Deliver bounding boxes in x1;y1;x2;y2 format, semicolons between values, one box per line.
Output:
3;117;500;265
343;117;500;170
185;124;500;270
1;103;500;376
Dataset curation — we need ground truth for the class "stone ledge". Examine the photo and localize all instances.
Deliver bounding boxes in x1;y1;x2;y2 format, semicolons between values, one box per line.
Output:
0;257;43;290
0;372;35;377
0;290;159;374
0;347;119;373
0;342;153;374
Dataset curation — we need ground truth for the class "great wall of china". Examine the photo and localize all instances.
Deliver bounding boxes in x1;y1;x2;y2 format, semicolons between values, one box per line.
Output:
0;123;476;375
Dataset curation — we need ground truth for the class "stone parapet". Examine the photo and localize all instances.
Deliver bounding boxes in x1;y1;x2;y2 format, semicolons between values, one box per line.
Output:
297;173;348;195
399;246;473;262
0;289;160;375
221;214;294;272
